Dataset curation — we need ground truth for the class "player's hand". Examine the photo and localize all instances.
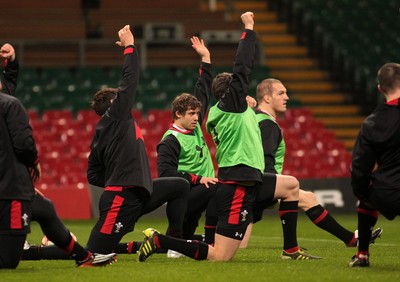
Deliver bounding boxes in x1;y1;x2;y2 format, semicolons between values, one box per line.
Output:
241;12;254;30
246;95;257;108
0;43;16;61
191;36;211;64
200;177;218;188
29;162;41;182
116;25;134;47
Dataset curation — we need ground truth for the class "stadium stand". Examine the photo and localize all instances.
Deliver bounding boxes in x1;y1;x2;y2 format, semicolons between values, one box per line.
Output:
29;106;351;192
276;0;400;114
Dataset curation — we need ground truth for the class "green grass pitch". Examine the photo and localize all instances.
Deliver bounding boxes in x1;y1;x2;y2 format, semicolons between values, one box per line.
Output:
2;213;399;282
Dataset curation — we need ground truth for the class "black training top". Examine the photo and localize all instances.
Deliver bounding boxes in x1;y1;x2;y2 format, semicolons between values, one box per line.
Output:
87;45;152;195
0;58;37;200
351;97;400;200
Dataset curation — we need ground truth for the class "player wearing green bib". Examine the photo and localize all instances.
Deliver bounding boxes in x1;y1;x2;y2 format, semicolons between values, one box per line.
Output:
138;12;268;262
157;36;218;248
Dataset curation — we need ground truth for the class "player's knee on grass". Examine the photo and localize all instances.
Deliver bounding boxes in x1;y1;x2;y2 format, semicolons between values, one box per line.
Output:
0;235;25;269
209;234;242;261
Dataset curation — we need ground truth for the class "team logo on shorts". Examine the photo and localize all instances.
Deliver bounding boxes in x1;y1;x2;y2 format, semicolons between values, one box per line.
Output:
235;232;243;238
115;222;124;233
241;210;248;222
22;213;29;227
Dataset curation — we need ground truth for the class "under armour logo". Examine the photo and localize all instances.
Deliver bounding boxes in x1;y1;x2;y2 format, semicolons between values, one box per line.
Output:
235;232;243;238
241;210;248;222
281;219;286;225
115;222;124;233
22;213;29;226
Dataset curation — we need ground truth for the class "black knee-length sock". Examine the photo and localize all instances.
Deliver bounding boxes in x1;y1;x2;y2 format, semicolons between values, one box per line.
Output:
279;201;299;252
306;205;354;245
156;235;208;260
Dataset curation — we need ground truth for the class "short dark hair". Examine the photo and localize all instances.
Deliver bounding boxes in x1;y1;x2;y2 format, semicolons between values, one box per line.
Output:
211;72;232;101
91;88;118;116
377;63;400;94
256;78;282;102
171;93;202;120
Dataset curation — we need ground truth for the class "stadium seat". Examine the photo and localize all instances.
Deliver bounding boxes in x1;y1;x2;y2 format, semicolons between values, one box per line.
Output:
41;109;74;123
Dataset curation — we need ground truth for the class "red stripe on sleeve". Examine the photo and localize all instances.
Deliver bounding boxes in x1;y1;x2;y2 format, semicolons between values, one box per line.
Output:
100;195;124;234
124;47;134;55
240;32;246;40
228;185;245;224
10;200;22;229
105;186;123;192
190;174;198;184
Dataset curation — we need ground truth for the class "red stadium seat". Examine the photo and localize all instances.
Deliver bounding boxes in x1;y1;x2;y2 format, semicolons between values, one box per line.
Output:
42;109;73;123
283;108;313;122
132;109;143;123
28;110;39;121
76;109;99;123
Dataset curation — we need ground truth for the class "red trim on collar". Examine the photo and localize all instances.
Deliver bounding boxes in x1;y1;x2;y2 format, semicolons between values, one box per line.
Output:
386;98;399;106
171;124;192;135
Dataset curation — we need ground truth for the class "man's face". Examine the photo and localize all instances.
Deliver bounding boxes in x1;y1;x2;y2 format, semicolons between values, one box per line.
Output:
269;82;289;114
176;107;200;130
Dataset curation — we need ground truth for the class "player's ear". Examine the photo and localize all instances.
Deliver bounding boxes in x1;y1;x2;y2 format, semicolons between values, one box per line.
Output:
175;111;183;119
377;85;383;94
264;94;271;104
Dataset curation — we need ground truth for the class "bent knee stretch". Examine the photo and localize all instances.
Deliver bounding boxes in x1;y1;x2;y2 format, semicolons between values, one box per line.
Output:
299;190;318;211
281;176;299;201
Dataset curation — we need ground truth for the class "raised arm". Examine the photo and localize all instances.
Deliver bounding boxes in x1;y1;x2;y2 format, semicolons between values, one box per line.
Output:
0;43;19;95
231;11;255;101
108;25;139;119
191;36;212;125
218;12;257;113
241;11;254;30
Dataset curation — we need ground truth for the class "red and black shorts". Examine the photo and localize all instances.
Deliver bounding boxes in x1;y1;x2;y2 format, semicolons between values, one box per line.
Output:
215;182;257;240
96;187;147;236
0;200;31;235
253;173;278;223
